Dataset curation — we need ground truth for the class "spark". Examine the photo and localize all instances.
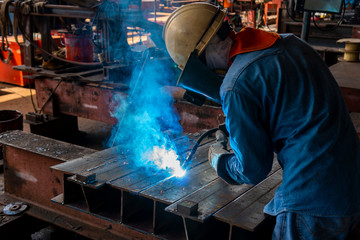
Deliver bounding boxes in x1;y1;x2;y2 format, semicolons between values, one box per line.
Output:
146;146;186;178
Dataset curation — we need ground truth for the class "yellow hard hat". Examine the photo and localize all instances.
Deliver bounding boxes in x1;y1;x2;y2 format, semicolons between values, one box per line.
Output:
163;3;227;69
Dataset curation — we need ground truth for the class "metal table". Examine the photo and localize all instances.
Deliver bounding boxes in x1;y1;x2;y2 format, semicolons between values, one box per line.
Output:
0;130;281;240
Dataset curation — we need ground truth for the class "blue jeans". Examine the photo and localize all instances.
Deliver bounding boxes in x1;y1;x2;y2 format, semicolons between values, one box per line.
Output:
272;212;360;240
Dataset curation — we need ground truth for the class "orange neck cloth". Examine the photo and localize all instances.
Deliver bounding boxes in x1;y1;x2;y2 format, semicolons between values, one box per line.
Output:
229;28;280;60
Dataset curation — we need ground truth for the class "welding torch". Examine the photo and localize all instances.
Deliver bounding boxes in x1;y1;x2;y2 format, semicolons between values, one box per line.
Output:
182;124;228;168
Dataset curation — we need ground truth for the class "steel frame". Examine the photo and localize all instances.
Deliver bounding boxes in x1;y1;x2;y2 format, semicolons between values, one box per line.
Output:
0;130;281;240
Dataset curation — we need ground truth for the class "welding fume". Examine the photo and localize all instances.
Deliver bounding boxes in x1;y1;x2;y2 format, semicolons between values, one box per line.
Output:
163;2;360;240
106;9;191;178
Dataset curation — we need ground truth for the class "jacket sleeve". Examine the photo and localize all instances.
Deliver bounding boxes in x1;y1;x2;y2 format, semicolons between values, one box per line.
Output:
218;86;274;185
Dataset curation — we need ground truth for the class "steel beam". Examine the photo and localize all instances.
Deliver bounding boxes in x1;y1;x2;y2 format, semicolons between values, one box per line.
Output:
0;131;281;239
33;77;224;133
50;139;218;238
0;131;163;239
0;130;96;207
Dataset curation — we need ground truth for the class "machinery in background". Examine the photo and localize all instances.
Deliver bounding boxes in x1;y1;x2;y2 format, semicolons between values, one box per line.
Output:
277;0;360;67
0;1;359;239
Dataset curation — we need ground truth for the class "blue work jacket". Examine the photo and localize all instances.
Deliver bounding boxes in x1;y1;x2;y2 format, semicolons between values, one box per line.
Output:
218;34;360;217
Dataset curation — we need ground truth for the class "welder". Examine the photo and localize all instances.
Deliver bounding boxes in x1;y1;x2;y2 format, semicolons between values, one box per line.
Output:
163;2;360;239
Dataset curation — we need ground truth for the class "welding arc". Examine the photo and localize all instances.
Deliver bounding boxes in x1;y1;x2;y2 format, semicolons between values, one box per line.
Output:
182;127;219;168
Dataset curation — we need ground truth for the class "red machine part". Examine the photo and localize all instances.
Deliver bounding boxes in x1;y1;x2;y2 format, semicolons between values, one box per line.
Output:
0;36;29;86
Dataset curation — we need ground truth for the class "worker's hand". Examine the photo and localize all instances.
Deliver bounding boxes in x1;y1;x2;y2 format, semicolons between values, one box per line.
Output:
208;130;230;171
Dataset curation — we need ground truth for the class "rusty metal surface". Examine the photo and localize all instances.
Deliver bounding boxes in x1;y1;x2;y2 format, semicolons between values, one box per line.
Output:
165;161;281;223
34;77;225;133
1;131;282;239
61;143;212;195
174;101;225;133
52;134;213;190
0;131;165;239
140;162;217;204
67;153;137;189
35;78;121;124
215;170;282;232
110;142;212;195
0;130;96;161
53;137;281;238
51;138;225;238
51;147;124;174
0;131;95;206
0;194;159;240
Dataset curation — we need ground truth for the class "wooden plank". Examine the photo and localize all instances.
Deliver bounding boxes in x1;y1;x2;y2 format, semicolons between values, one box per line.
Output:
165;160;281;222
214;170;282;232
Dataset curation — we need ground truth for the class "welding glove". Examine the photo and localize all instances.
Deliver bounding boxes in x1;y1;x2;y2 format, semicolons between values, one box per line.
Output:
208;130;230;172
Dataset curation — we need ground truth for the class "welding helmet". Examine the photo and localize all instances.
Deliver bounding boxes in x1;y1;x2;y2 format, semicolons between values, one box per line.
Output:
163;3;227;69
163;3;228;103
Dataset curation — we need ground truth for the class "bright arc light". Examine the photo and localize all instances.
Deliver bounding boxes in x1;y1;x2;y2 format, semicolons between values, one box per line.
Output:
149;146;186;178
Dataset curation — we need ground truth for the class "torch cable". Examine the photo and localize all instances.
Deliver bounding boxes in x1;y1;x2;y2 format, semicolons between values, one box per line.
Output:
182;127;219;168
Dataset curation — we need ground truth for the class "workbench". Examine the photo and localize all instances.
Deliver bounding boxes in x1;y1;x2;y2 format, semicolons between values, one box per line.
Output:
0;130;281;240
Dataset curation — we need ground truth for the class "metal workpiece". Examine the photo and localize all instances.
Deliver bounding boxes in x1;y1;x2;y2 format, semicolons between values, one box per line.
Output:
49;139;221;239
0;131;96;208
177;200;198;216
75;172;97;184
214;170;282;231
1;131;282;239
140;162;218;204
53;139;280;239
163;161;281;239
0;130;95;161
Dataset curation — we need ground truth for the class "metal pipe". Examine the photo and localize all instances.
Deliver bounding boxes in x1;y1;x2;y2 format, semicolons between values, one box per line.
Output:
0;2;96;19
300;11;311;41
